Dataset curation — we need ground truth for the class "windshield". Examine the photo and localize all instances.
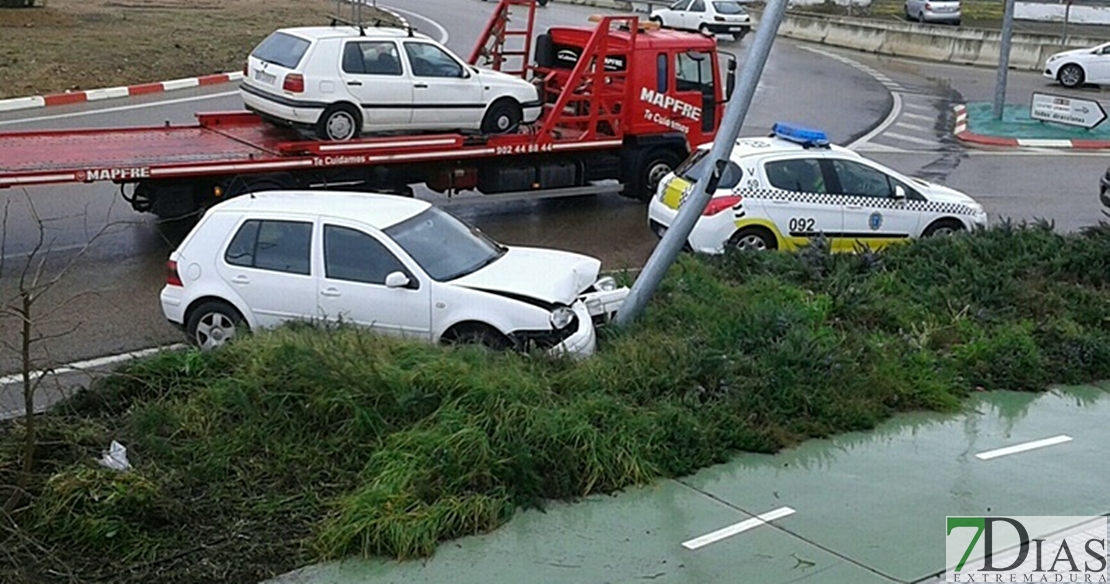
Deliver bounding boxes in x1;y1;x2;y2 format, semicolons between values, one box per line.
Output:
251;32;311;69
674;148;743;189
383;207;506;281
713;1;746;14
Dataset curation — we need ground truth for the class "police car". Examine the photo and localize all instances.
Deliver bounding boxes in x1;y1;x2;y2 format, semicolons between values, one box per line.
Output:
648;123;988;253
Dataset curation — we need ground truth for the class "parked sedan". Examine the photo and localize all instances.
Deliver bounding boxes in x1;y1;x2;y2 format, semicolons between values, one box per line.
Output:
241;26;543;141
1045;42;1110;88
904;0;961;25
650;0;752;39
161;191;629;356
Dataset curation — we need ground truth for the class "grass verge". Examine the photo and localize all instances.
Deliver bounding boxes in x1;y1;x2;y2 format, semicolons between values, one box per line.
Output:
0;0;401;99
3;221;1110;582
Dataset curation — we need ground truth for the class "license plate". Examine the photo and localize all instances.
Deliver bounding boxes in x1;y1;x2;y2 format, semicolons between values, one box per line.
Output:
253;69;276;85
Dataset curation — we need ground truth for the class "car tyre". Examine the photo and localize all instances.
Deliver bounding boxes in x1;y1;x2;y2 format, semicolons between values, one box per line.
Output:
922;218;965;238
918;11;926;22
186;300;246;350
481;99;524;134
649;15;663;26
317;104;361;142
445;324;511;351
1058;64;1085;88
728;226;778;252
698;23;714;37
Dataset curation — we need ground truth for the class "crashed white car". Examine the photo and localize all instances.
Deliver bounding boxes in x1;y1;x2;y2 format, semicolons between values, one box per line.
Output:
241;26;543;140
160;191;627;357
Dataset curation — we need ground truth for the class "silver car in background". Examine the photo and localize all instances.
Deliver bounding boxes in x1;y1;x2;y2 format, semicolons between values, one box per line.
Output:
904;0;961;25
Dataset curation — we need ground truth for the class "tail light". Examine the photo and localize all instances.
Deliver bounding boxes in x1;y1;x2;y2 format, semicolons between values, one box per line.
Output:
166;260;183;287
283;73;305;93
703;195;743;216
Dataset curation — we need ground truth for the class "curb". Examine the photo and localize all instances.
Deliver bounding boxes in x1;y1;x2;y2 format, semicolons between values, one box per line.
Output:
0;72;244;114
951;104;1110;149
0;4;409;115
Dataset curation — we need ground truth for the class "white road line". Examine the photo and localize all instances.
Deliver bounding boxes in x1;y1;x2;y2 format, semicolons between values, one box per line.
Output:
384;5;449;44
0;91;238;127
847;92;902;150
882;131;937;146
966;149;1110;157
903;102;933;112
853;143;914;153
975;435;1073;461
682;507;796;550
0;344;187;386
901;111;934;121
1018;138;1075;148
894;120;932;132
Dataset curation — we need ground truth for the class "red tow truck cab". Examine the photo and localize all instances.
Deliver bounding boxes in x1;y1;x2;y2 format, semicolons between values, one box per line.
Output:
0;0;735;218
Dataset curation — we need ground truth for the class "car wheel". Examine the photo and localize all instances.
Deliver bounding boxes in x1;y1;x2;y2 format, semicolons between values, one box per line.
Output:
316;104;361;141
728;226;778;252
650;15;663;26
1059;64;1085;88
698;23;714;37
480;99;523;134
918;11;926;22
922;219;965;238
904;4;912;20
186;300;246;350
444;324;511;351
952;19;961;26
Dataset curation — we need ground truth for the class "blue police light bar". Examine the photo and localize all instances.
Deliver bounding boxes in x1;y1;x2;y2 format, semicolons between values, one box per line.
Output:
771;122;829;147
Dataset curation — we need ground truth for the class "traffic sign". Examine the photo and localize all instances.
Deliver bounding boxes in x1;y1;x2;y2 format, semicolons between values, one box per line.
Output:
1030;92;1107;129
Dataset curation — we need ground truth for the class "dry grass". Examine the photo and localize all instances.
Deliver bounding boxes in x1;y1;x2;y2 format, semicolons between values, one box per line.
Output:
0;0;400;99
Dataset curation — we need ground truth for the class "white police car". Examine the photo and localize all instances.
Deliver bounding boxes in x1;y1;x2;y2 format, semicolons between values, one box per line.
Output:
648;123;988;253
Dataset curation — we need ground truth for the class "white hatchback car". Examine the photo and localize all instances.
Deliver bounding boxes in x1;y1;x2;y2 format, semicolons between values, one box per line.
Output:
1044;42;1110;88
904;0;961;25
648;123;988;254
241;26;543;141
650;0;752;39
160;191;628;356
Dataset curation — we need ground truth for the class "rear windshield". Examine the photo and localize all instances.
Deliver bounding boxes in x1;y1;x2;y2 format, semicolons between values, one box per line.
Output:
675;148;743;189
251;32;311;69
713;1;746;14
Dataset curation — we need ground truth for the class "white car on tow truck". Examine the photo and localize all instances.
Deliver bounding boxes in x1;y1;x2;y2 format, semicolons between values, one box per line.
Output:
648;123;988;253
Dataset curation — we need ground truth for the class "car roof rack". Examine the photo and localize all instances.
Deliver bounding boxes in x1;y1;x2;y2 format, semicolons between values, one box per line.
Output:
329;0;415;37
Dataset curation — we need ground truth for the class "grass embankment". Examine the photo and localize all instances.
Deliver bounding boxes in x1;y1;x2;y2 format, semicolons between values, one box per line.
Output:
3;223;1110;582
0;0;401;99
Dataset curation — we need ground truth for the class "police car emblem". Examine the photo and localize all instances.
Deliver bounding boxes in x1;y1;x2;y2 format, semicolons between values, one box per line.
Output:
869;211;883;231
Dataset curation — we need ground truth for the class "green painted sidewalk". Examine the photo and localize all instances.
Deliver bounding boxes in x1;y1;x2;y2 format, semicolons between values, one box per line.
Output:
965;101;1110;140
269;383;1110;584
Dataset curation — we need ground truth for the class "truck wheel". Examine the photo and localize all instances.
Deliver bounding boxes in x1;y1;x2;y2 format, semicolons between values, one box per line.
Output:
481;99;523;134
317;104;361;141
627;147;682;203
186;300;246;350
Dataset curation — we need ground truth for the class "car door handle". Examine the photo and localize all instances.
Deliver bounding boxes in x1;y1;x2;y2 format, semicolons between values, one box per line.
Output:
414;83;428;89
320;287;341;297
231;275;250;285
347;80;363;86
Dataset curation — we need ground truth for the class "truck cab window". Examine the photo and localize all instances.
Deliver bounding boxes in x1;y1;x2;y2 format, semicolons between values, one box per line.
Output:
657;53;669;92
676;51;714;93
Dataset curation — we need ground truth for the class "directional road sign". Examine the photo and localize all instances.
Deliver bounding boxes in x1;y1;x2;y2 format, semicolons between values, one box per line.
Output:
1031;92;1107;129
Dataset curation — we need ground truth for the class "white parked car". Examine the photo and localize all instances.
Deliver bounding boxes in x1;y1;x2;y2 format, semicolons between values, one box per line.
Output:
241;26;543;141
904;0;961;25
650;0;752;39
160;191;629;357
648;123;988;253
1044;42;1110;88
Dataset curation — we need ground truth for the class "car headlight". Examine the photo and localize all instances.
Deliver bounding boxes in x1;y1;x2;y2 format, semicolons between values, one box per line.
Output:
594;276;617;292
1048;55;1060;62
550;306;575;330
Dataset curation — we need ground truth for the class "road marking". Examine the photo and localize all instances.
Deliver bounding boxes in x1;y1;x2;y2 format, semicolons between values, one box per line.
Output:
975;435;1073;461
682;507;796;550
902;102;933;112
901;111;934;122
847;92;902;150
882;131;937;146
384;5;449;44
895;120;932;132
0;344;186;386
0;91;238;127
1017;138;1075;148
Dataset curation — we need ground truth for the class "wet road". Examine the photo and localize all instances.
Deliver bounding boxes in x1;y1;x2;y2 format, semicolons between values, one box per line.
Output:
2;1;1107;376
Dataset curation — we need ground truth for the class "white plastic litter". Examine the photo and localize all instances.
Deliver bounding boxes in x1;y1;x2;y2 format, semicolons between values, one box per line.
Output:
98;440;132;471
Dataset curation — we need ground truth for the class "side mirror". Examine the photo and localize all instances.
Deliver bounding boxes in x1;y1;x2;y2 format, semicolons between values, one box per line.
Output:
385;271;411;288
893;185;906;200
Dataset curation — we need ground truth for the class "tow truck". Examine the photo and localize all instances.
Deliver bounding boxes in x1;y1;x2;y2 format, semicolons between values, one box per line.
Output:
0;0;736;220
